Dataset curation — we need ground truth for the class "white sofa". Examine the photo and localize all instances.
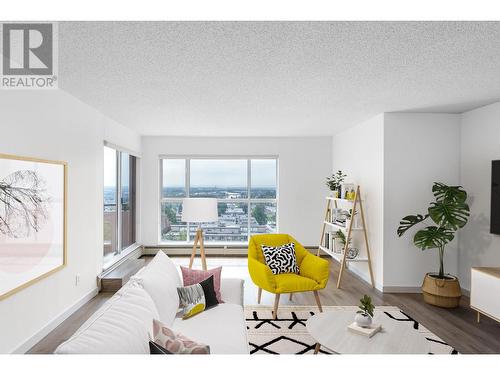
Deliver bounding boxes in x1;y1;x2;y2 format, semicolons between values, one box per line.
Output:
55;251;249;354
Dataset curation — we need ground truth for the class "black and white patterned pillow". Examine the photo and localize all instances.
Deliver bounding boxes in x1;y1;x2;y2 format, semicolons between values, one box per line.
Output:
261;243;300;275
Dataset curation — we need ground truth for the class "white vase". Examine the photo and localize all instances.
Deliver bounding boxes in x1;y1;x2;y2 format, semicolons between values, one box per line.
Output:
355;313;372;328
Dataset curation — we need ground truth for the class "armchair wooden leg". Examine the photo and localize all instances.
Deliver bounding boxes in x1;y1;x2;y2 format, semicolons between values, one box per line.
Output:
314;343;321;354
272;294;280;320
313;290;323;312
289;293;293;301
257;288;262;304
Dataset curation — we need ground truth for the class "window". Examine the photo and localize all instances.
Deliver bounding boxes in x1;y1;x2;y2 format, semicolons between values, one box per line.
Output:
103;146;137;267
160;157;278;244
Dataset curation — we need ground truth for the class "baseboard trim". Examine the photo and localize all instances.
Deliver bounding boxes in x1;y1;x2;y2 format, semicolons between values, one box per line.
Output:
143;246;318;257
345;265;383;292
143;247;249;256
13;287;99;354
383;286;422;293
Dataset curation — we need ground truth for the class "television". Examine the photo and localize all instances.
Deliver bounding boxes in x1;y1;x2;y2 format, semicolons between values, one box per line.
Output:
491;160;500;234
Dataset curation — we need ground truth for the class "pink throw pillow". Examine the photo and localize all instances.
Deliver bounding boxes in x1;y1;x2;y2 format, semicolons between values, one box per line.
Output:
180;266;223;303
152;319;210;354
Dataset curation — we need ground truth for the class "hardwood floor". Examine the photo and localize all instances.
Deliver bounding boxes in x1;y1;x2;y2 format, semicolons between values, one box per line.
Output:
28;255;500;354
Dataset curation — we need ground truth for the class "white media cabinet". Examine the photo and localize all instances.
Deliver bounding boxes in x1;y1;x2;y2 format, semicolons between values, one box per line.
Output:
470;267;500;323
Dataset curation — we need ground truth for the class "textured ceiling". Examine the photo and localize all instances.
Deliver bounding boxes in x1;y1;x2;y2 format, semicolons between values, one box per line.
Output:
58;21;500;136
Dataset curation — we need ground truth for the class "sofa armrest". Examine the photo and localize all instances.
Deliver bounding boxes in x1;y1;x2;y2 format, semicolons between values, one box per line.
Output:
220;278;244;306
248;257;276;292
299;253;330;288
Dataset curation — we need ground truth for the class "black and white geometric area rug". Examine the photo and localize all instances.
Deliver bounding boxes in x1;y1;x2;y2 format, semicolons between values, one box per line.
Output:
245;305;458;355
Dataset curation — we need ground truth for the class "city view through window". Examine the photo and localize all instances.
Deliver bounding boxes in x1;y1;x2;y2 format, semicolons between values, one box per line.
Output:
160;158;278;243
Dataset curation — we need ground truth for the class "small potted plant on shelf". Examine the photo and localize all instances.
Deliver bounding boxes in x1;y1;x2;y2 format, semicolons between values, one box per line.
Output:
326;170;347;198
397;182;470;308
355;295;374;328
335;229;359;259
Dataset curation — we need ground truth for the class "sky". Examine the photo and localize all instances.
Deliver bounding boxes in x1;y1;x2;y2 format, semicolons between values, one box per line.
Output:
105;153;277;188
104;146;116;187
162;159;277;188
104;147;131;187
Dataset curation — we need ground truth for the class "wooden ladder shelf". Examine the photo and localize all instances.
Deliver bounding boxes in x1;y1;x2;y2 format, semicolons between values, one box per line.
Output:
317;185;375;288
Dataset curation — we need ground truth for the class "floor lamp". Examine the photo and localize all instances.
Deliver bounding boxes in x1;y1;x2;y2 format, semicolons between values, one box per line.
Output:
181;198;218;271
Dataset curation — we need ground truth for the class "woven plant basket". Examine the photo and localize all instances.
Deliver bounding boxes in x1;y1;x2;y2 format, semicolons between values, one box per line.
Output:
421;273;461;308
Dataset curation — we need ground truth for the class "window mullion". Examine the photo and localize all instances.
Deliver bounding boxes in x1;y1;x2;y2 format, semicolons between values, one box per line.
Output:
116;150;122;255
186;158;190;243
247;159;251;241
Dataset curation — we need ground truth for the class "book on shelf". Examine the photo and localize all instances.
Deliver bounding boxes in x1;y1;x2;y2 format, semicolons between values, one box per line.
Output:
347;322;382;338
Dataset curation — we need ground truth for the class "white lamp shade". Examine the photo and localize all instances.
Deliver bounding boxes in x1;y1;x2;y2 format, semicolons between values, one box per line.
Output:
181;198;218;223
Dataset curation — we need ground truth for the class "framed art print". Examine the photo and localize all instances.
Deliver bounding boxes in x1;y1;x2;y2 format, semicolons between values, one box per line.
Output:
0;153;67;300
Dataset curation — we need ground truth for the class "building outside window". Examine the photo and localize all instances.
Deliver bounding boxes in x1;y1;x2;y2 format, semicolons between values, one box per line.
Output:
160;157;278;244
103;145;137;267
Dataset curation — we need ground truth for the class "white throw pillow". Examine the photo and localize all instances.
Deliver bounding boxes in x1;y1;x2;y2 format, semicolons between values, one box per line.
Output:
131;251;181;325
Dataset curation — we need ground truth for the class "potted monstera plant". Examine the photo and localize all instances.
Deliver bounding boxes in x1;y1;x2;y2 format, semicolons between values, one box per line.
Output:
397;182;470;308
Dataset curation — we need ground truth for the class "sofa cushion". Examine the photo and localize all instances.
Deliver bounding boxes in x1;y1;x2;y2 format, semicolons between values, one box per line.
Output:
171;303;249;354
273;273;319;293
177;275;219;319
220;278;244;306
181;266;223;303
261;242;300;275
55;286;159;354
153;319;210;354
131;251;181;325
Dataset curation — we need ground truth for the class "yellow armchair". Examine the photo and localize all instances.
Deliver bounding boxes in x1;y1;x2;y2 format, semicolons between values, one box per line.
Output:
248;234;330;319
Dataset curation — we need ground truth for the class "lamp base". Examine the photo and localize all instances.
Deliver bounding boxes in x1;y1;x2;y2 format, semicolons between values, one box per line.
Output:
188;227;207;270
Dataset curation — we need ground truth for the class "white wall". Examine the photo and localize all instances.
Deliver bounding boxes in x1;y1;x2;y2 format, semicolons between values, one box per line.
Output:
459;102;500;290
383;113;461;290
332;113;462;291
332;115;385;290
141;136;332;247
0;89;139;353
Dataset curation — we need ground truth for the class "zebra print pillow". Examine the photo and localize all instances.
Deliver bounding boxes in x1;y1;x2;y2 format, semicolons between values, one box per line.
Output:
261;242;300;275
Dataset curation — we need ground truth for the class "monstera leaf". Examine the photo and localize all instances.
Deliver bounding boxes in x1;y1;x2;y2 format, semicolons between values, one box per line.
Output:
413;226;455;250
397;214;429;237
432;182;467;204
428;200;470;230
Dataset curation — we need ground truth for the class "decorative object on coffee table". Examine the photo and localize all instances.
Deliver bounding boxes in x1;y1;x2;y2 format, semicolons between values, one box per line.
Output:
347;322;381;338
181;198;218;270
397;182;470;308
355;294;374;327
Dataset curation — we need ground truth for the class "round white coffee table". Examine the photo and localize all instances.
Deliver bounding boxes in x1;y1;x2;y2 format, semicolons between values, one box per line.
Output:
306;310;430;354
